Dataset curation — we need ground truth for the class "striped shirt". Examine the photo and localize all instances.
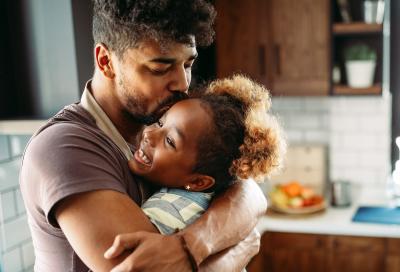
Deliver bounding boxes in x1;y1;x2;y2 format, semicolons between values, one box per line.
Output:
142;188;214;235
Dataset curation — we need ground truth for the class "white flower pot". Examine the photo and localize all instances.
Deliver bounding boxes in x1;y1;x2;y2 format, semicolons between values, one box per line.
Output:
345;60;376;88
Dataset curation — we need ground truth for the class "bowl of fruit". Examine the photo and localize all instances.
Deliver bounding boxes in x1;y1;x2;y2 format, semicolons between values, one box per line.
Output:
268;181;326;214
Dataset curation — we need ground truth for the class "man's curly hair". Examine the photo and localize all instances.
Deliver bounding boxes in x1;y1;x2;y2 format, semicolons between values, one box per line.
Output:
192;75;287;193
92;0;216;57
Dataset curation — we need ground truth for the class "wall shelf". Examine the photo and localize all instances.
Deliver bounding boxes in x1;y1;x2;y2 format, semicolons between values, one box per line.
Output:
333;84;382;95
333;22;383;35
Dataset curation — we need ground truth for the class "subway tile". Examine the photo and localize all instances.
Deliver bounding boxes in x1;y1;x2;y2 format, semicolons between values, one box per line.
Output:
303;97;330;112
15;190;26;216
2;247;22;272
0;191;17;221
21;242;34;270
288;114;321;129
330;115;360;132
285;130;304;143
330;152;360;168
0;135;10;162
304;130;329;144
358;115;390;132
272;97;305;112
9;135;31;158
2;216;31;251
23;266;34;272
0;159;22;192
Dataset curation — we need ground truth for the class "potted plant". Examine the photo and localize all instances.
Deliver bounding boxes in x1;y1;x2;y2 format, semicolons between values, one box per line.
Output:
344;44;377;88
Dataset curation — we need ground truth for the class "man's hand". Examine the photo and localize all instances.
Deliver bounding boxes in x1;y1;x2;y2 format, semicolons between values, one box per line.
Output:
199;228;261;272
104;231;192;272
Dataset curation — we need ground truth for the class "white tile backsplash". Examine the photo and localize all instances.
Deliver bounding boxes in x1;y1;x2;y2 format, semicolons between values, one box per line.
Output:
2;216;31;251
21;242;35;270
272;94;392;186
0;191;17;221
0;136;10;162
0;134;34;270
0;159;22;191
9;136;31;158
2;247;22;272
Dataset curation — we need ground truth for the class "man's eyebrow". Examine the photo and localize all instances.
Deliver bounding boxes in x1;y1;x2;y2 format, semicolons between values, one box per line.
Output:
150;57;176;64
150;53;198;64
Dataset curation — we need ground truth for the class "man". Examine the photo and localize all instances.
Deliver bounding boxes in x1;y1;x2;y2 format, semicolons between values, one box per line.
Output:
20;1;267;271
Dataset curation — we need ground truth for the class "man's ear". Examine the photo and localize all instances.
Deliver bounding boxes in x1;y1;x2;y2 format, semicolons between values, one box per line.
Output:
186;175;215;192
95;43;115;79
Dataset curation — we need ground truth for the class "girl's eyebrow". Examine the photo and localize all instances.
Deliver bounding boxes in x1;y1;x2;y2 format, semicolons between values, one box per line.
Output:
163;111;185;141
172;126;185;142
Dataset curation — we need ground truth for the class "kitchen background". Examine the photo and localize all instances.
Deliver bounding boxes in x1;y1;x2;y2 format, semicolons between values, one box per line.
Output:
0;0;399;271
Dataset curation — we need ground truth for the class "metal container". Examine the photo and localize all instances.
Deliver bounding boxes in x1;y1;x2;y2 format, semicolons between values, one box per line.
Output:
330;180;352;207
363;0;385;24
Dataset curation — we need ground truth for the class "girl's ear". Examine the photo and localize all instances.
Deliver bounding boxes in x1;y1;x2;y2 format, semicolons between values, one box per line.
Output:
185;175;215;192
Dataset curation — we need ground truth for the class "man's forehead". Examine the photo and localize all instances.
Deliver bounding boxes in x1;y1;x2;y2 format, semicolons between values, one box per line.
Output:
136;38;197;59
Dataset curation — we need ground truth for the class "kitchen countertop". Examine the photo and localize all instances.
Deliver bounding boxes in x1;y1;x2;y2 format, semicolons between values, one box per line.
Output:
0;120;47;134
257;186;400;238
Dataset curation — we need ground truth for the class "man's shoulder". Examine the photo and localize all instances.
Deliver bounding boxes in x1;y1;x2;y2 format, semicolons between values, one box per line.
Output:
36;103;96;135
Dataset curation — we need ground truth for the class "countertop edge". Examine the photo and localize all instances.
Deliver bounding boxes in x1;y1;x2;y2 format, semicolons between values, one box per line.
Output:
256;209;400;239
0;120;47;135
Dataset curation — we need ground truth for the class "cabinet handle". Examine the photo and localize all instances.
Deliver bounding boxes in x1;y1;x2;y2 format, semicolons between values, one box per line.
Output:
258;45;266;76
274;44;281;75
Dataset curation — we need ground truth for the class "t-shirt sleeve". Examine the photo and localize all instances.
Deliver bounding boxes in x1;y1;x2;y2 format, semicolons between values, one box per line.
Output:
23;123;128;227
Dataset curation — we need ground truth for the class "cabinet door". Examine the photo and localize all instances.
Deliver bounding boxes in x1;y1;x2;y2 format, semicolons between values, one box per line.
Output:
215;0;271;86
215;0;330;96
328;236;385;272
386;238;400;272
268;0;330;95
249;232;327;272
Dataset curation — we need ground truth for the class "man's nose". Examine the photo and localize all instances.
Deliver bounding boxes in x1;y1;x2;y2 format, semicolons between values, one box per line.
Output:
169;66;190;93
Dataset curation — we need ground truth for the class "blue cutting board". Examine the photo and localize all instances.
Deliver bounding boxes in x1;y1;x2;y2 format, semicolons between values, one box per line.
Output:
352;206;400;225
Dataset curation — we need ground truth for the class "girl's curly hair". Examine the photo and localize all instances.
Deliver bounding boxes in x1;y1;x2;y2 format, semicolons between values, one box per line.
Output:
192;75;286;193
93;0;216;57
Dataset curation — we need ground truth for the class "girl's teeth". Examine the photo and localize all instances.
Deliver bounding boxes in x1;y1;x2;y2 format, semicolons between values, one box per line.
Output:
139;149;150;164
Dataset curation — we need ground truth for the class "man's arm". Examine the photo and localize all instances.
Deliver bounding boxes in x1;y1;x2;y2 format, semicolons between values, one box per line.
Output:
56;190;192;272
199;228;261;272
181;179;267;266
103;179;267;271
105;227;261;272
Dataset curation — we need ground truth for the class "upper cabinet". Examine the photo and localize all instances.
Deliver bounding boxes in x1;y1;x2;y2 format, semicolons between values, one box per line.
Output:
215;0;385;96
215;0;331;96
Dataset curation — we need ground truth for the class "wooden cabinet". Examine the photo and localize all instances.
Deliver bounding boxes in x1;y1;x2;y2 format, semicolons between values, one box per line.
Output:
215;0;331;96
327;236;386;272
215;0;385;96
247;232;399;272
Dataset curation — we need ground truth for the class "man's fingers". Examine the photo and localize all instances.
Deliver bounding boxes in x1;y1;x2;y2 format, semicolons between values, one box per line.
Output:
110;252;140;272
104;233;142;259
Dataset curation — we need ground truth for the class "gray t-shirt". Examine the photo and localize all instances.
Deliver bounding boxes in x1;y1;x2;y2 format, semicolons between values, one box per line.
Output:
20;103;148;272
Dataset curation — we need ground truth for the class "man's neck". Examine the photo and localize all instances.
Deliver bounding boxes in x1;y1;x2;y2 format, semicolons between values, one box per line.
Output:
90;75;143;144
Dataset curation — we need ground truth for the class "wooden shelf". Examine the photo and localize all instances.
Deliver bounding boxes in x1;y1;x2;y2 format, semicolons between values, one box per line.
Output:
333;22;383;35
333;84;382;95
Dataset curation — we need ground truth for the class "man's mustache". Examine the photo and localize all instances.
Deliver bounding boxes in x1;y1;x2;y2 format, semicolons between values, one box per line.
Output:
156;91;189;116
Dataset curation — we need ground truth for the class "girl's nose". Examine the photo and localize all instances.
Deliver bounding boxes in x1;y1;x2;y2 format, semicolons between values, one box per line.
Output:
142;128;160;147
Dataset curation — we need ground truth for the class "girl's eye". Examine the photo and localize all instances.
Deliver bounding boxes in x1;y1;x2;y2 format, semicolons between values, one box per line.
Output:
166;136;176;149
157;120;163;127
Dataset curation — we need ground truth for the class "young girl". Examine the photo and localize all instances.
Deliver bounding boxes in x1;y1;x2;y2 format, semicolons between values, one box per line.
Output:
129;75;286;235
